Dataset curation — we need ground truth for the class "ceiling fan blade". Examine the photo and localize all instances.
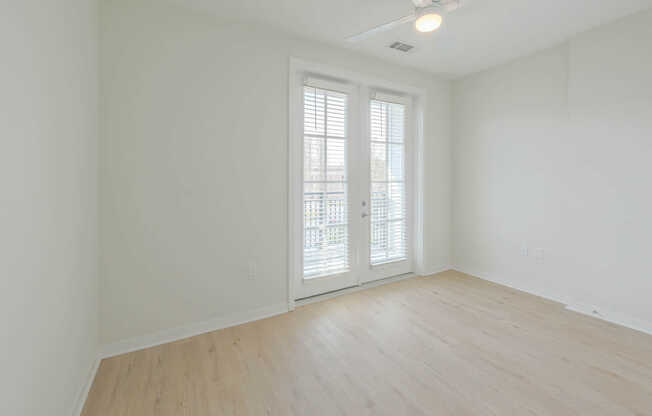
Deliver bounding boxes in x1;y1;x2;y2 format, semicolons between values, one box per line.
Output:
412;0;462;12
345;14;416;42
442;0;462;13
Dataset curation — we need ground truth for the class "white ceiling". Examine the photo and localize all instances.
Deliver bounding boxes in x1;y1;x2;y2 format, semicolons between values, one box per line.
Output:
173;0;652;78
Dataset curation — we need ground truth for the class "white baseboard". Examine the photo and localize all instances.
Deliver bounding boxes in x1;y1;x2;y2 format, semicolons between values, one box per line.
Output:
72;354;101;416
451;266;573;306
100;302;289;359
565;302;652;336
295;268;459;308
295;272;419;307
419;265;454;277
452;266;652;336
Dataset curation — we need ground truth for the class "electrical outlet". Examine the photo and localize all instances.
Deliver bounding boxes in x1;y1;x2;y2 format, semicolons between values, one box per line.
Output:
248;260;257;280
520;246;528;257
535;248;544;263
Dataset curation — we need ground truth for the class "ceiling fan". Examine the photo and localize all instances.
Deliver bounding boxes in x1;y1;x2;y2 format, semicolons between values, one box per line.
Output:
346;0;462;42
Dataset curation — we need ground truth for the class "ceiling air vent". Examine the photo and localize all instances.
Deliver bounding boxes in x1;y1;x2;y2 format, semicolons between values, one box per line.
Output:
389;41;414;53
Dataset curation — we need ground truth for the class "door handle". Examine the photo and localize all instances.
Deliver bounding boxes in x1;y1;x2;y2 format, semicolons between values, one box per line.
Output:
361;212;369;218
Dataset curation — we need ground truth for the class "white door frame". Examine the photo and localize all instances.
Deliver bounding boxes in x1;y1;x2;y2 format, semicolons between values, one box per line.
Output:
287;57;426;310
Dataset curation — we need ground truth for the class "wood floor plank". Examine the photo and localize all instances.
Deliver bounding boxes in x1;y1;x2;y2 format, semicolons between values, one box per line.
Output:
82;271;652;415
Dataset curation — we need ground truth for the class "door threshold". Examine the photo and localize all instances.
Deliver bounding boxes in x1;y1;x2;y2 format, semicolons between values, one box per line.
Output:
295;273;416;307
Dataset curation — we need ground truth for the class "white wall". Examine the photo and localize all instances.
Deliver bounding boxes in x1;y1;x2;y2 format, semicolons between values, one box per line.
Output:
100;0;451;346
0;1;99;415
453;9;652;332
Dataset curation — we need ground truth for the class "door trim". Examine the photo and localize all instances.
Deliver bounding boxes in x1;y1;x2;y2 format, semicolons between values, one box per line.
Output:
288;57;427;310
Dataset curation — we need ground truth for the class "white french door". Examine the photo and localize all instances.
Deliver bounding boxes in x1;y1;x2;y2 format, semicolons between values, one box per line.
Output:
292;76;414;300
361;93;413;283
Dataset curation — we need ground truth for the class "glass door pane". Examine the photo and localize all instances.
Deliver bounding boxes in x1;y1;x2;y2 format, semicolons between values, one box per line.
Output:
369;99;407;266
303;86;350;279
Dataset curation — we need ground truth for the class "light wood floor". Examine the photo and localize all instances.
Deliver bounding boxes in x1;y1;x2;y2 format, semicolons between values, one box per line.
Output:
82;271;652;415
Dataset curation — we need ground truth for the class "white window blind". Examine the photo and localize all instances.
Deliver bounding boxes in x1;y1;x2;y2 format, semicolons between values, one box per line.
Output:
370;99;407;265
303;85;349;279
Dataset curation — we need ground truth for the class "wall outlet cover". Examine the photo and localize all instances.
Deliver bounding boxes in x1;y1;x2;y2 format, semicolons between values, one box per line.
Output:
248;261;257;279
535;248;544;263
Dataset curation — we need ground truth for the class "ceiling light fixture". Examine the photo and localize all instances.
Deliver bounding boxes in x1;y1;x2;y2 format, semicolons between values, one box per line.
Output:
415;6;443;33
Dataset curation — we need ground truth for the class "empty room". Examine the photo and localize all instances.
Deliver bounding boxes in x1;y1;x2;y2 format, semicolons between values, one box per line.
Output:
4;0;652;415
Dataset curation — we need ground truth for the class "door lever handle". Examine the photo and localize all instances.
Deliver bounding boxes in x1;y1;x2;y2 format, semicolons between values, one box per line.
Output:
361;212;369;218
